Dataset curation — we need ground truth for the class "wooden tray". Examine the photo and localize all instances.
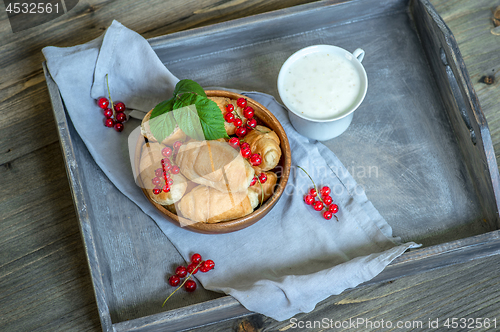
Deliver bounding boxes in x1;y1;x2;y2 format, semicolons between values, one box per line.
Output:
43;0;500;331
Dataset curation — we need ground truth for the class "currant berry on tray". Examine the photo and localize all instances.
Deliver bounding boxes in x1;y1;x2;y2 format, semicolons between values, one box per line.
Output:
163;253;215;306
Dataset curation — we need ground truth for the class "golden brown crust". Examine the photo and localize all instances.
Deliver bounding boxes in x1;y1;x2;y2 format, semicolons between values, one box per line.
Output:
243;125;282;172
139;142;187;205
175;140;255;192
249;171;278;203
177;185;254;223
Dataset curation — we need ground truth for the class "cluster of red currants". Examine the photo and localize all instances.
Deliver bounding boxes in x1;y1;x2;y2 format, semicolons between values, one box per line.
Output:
225;98;263;168
153;142;183;195
224;97;257;138
304;186;339;220
97;97;127;132
168;253;215;293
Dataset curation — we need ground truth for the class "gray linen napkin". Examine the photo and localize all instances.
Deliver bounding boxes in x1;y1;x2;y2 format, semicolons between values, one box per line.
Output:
43;20;419;321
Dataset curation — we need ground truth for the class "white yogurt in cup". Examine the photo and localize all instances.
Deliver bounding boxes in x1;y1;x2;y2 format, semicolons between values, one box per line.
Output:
278;45;368;140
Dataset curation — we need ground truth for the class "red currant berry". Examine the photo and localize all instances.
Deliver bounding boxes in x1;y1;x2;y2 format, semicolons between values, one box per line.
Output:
168;178;174;185
240;142;250;150
152;177;162;186
168;275;180;287
235;126;248;137
104;118;115;128
204;259;215;270
313;201;324;211
233;118;243;127
175;266;187;278
163;164;171;173
171;165;180;174
243;106;254;118
162;147;173;158
114;123;124;132
309;188;317;197
241;147;251;159
163;171;171;179
153;188;162;195
225;104;234;113
173;141;183;150
237;98;247;108
224;112;235;123
98;97;109;109
115;112;127;123
246;118;257;129
250;176;257;186
323;211;333;220
304;194;314;205
154;168;162;177
199;263;210;273
191;253;202;264
329;204;339;214
323;195;333;206
228;137;240;149
258;172;267;183
103;108;113;118
163;184;170;193
187;262;199;274
162;158;172;167
184;280;197;292
114;101;125;112
320;186;331;197
250;153;262;166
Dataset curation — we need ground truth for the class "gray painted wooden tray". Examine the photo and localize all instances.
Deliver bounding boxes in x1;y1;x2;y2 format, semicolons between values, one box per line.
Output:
43;0;500;331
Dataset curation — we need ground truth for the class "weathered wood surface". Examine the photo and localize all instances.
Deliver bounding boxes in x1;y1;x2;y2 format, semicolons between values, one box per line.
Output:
1;0;500;331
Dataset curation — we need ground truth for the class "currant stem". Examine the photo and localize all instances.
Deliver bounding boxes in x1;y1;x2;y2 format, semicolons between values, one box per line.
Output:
162;261;203;307
105;74;115;117
297;166;323;204
257;176;264;206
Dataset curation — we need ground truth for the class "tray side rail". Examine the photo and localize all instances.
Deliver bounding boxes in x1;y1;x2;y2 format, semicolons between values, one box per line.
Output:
410;0;500;230
148;0;407;65
43;63;114;332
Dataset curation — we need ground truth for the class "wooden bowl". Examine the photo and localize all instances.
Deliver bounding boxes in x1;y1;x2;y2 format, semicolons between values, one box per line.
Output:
135;90;291;234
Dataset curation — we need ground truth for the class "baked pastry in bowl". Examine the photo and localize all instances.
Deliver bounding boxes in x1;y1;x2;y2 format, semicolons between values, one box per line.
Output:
134;90;291;234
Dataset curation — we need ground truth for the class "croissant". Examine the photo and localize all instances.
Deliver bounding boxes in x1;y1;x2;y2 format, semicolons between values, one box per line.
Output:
139;142;188;205
177;185;259;223
175;140;255;192
140;109;187;146
209;96;246;136
243;125;281;172
249;171;278;203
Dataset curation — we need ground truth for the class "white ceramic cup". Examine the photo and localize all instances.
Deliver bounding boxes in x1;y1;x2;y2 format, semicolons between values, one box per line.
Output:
277;45;368;141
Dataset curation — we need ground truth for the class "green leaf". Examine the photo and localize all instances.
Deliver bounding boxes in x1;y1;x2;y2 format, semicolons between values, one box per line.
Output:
173;79;206;98
172;104;205;141
150;97;174;120
149;111;177;143
173;94;228;140
197;97;229;140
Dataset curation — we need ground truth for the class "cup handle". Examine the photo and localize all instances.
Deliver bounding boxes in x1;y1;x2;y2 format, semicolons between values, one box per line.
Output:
352;48;365;62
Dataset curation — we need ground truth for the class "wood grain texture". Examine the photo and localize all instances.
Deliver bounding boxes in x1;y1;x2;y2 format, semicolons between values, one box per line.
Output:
1;0;500;331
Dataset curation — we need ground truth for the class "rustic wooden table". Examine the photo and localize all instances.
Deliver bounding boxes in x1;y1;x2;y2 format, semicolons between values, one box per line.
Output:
1;0;500;331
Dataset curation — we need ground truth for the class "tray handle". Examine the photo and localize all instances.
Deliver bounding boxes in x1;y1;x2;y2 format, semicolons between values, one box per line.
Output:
441;48;477;145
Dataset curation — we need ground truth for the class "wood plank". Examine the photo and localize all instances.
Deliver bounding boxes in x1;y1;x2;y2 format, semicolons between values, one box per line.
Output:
0;142;101;331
